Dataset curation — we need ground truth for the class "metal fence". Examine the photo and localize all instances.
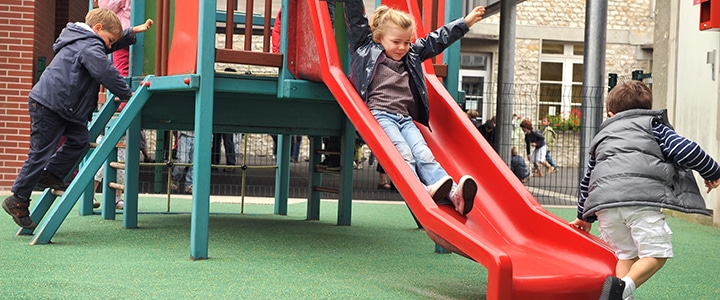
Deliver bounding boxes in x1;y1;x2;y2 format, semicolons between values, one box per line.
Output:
134;133;404;201
129;74;648;206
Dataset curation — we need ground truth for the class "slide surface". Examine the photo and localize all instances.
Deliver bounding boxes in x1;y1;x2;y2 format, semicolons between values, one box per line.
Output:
299;0;618;299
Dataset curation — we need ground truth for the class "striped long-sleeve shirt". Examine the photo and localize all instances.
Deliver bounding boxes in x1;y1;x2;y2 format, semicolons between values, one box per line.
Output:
577;119;720;221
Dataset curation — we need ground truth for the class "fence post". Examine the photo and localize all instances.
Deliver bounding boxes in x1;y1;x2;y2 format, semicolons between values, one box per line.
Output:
631;70;644;81
607;73;617;91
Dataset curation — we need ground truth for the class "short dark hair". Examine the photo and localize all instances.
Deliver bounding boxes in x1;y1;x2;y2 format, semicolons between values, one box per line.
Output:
520;119;533;130
606;81;653;114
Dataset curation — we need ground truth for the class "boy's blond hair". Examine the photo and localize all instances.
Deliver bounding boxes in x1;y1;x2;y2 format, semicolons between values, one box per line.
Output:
466;109;479;119
606;80;653;114
86;8;123;37
369;5;415;43
511;146;518;156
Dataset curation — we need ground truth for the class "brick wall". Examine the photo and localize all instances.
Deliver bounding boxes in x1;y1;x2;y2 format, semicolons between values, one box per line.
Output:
0;0;38;190
0;0;87;191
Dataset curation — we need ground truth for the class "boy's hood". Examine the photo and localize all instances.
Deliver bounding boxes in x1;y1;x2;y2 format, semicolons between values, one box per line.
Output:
53;22;105;53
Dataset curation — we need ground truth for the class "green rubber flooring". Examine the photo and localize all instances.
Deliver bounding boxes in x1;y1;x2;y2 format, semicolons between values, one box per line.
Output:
0;193;718;299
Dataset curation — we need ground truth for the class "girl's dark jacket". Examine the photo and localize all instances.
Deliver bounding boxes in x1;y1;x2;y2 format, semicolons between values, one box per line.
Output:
342;0;469;128
29;22;135;126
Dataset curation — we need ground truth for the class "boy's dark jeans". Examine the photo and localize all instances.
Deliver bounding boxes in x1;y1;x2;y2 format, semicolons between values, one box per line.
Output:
11;100;89;199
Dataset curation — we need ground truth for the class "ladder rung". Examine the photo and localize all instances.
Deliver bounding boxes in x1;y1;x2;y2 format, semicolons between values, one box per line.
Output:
314;167;340;174
109;162;126;170
315;149;341;155
313;186;339;194
88;142;126;149
108;182;125;191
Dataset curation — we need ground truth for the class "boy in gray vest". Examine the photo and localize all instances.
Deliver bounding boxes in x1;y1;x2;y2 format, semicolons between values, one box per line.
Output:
570;80;720;300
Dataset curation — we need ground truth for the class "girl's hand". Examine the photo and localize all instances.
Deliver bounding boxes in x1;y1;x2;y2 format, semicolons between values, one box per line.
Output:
133;19;154;34
464;6;486;27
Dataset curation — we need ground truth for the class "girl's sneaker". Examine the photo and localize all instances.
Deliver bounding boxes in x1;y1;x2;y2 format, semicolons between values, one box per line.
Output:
449;175;477;216
425;175;453;203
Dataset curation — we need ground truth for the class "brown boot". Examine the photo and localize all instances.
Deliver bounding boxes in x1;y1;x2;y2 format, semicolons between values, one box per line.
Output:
2;195;36;229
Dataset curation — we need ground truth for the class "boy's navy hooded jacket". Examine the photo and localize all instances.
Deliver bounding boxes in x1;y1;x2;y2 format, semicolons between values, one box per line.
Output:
29;22;135;126
342;0;469;128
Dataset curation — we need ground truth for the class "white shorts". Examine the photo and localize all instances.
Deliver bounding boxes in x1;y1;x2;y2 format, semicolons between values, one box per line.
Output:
596;206;673;260
530;145;547;164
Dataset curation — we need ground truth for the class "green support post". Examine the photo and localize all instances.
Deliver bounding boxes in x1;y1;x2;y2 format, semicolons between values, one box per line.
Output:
124;116;141;228
443;0;462;102
337;118;354;226
307;136;323;220
101;147;118;219
189;0;217;260
79;154;95;216
274;134;291;215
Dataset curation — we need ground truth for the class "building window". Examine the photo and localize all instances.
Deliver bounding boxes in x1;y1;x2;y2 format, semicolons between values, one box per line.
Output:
461;54;488;71
460;53;491;119
538;41;584;121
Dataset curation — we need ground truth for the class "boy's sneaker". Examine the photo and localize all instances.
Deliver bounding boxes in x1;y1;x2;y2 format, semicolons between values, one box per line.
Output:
184;185;193;194
37;171;68;191
599;276;625;300
115;196;124;210
2;195;36;229
425;175;453;203
93;198;100;208
449;175;477;216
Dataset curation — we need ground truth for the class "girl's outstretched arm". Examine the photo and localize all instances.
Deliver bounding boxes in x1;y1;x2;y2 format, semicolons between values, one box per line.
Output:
464;6;486;27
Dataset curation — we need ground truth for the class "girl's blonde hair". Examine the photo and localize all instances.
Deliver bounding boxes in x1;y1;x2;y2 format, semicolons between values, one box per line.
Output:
369;5;415;43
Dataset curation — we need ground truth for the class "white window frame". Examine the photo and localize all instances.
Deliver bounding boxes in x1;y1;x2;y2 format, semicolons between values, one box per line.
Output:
539;44;583;119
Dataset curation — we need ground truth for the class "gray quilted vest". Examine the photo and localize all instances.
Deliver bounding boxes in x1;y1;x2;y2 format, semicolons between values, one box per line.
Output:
583;109;710;219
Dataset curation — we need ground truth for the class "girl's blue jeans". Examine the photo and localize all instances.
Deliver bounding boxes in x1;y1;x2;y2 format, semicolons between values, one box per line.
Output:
371;110;449;186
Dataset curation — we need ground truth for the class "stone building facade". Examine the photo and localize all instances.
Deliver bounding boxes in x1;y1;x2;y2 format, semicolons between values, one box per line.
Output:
461;0;655;123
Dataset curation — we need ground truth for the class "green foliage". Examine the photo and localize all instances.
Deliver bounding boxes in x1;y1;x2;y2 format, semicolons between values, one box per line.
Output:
547;108;581;131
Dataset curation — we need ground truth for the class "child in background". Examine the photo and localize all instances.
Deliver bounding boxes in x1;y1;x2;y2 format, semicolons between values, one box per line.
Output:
171;131;195;194
510;146;530;183
541;116;557;170
2;9;153;229
569;81;720;300
519;119;554;177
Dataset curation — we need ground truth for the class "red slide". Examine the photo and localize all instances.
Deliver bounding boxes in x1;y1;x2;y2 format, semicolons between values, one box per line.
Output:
295;0;618;299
